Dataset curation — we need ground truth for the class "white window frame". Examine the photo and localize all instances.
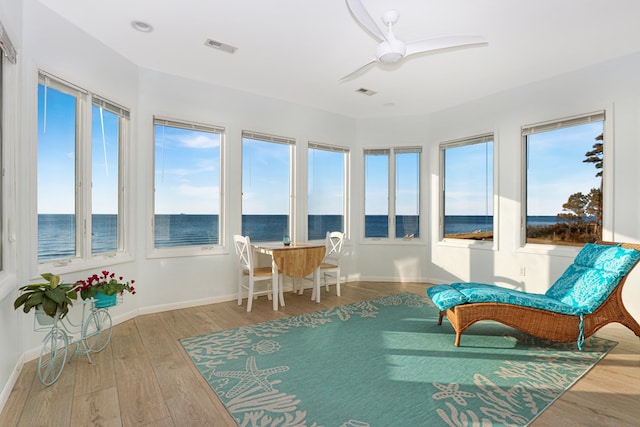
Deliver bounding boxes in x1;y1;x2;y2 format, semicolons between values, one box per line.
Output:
241;130;295;243
521;111;608;250
148;116;226;258
35;71;132;275
307;141;350;241
363;147;422;241
439;133;496;249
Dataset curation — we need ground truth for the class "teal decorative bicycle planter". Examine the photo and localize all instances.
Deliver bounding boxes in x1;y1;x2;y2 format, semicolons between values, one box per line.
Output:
15;271;136;386
34;297;114;386
94;292;117;308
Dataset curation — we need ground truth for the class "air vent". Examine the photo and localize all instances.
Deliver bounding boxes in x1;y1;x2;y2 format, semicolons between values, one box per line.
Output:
356;88;377;96
205;38;237;54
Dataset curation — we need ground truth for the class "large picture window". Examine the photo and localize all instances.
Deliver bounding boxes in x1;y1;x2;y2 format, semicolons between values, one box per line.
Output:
242;131;294;242
37;72;130;262
308;142;348;240
441;135;494;241
523;112;604;245
153;118;223;249
364;147;421;239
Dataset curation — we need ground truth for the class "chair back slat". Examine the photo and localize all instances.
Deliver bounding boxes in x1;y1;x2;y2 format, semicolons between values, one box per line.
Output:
233;234;254;272
324;231;344;264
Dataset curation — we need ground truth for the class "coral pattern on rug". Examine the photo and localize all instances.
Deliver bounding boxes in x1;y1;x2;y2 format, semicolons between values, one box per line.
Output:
180;293;615;426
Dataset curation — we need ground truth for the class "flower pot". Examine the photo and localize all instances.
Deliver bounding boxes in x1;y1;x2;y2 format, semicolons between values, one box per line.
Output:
35;307;58;325
94;293;117;308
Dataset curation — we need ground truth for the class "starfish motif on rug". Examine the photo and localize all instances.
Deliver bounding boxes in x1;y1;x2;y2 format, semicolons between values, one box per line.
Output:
213;356;289;398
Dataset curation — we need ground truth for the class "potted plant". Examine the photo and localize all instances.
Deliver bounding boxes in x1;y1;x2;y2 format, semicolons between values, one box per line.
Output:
75;270;136;308
13;273;78;323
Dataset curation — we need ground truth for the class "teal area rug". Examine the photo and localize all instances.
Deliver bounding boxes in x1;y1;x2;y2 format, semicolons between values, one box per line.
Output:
180;293;616;426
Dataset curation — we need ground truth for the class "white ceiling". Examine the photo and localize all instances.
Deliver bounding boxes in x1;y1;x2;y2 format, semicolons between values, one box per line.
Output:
38;0;640;119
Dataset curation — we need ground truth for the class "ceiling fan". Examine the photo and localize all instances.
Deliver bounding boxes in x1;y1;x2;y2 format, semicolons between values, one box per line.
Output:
341;0;488;81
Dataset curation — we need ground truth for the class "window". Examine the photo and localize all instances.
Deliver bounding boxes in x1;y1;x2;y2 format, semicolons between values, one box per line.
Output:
37;76;79;260
395;149;421;239
523;112;605;245
364;147;421;239
153;118;223;249
38;71;130;262
242;131;294;242
308;143;349;240
92;97;128;254
441;135;494;241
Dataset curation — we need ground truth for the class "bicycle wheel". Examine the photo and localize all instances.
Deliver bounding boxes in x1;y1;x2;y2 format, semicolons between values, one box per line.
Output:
82;308;112;353
38;328;69;386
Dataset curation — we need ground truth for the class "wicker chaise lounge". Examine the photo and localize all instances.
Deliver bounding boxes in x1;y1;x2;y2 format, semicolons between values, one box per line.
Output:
427;241;640;348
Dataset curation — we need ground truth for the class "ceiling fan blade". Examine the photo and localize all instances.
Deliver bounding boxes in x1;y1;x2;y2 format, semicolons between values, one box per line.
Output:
405;35;487;57
345;0;387;42
339;59;377;82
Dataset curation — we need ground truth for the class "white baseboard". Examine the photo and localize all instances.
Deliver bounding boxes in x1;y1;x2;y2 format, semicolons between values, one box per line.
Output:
0;353;25;418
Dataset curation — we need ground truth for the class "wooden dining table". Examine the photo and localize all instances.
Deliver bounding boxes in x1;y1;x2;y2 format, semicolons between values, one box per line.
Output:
252;242;326;310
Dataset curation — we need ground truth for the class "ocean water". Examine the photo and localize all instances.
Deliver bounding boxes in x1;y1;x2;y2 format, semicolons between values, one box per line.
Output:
37;214;565;259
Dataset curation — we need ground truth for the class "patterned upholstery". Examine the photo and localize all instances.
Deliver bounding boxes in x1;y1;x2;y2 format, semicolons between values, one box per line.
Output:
427;243;640;315
545;243;640;312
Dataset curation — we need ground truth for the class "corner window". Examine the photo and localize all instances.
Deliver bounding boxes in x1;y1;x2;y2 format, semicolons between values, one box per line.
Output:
37;72;130;263
242;131;294;242
364;147;421;239
153;118;223;249
523;112;604;245
308;142;349;240
441;135;494;241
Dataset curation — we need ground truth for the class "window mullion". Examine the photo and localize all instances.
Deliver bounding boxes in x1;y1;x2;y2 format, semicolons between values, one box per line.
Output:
389;149;396;239
77;95;91;260
118;116;127;252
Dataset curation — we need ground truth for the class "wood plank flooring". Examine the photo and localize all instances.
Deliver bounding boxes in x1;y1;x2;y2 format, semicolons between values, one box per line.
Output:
1;281;639;426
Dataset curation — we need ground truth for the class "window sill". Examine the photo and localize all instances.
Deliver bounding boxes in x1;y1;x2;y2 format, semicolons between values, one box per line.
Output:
516;243;581;258
360;237;425;246
436;238;496;251
147;245;228;259
36;253;136;278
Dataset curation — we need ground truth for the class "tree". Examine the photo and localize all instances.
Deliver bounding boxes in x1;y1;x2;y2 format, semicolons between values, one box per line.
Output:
558;192;589;224
583;133;603;235
557;133;603;239
583;134;603;177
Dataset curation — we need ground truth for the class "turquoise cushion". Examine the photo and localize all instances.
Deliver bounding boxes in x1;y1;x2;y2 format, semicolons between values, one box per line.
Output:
545;243;640;313
426;282;580;315
573;243;640;275
427;284;467;311
450;282;581;315
426;244;640;316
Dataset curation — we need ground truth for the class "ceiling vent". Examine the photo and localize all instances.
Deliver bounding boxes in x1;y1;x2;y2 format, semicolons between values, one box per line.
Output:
356;88;377;96
205;39;237;54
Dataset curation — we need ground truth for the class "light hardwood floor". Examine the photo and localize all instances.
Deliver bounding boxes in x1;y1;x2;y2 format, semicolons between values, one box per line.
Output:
1;281;639;426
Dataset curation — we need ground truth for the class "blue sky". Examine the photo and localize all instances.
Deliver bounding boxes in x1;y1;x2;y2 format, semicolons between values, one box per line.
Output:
444;142;494;216
154;125;220;214
527;122;602;216
38;84;602;218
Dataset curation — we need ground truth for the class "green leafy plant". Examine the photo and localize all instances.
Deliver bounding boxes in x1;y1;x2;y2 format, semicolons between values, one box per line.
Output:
75;270;136;300
13;273;78;319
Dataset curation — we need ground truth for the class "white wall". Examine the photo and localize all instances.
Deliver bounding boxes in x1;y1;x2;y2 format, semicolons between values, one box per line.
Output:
355;51;640;320
135;69;356;308
2;0;640;412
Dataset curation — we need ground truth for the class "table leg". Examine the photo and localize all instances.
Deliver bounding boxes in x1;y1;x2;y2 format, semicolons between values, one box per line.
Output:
313;268;321;303
271;259;279;311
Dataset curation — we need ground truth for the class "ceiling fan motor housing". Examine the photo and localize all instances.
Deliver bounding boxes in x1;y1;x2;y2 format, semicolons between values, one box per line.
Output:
376;39;406;63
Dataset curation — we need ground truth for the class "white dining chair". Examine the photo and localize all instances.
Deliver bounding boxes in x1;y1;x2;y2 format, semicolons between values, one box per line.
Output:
311;231;344;302
233;234;283;312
